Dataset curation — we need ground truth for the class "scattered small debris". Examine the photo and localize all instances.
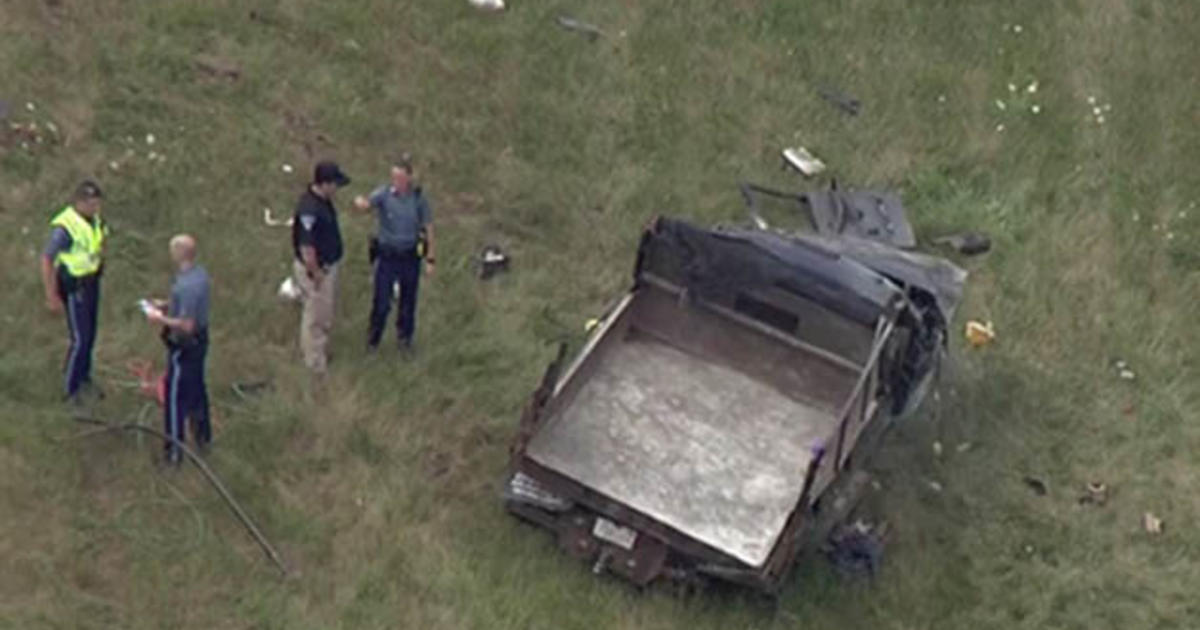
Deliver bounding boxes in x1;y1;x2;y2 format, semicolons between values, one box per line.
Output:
965;320;996;347
232;380;273;399
1087;95;1097;105
781;147;826;177
817;85;862;116
1078;481;1108;506
937;94;946;103
1012;24;1023;34
25;101;36;112
1119;369;1136;381
995;99;1007;111
194;53;243;80
926;480;943;493
870;480;883;491
146;133;156;145
263;208;293;227
1031;104;1041;114
1027;81;1038;94
1023;544;1035;555
995;123;1005;133
281;163;294;174
933;232;992;255
956;442;973;454
824;520;886;577
556;15;604;40
469;0;506;9
932;441;943;457
1142;512;1163;535
478;244;510;280
278;276;302;302
1022;476;1048;496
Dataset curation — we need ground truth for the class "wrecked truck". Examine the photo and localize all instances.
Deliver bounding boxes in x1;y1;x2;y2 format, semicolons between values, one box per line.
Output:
504;213;966;592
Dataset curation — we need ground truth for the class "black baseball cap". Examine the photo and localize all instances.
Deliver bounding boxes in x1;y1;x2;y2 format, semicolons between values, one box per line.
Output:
313;161;351;187
74;180;103;200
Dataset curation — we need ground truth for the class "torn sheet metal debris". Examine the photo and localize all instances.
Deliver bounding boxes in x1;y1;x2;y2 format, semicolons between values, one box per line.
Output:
782;147;826;177
817;85;861;116
556;15;604;40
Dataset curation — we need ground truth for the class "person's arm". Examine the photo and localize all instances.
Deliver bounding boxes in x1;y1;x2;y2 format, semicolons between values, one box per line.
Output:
40;227;71;312
40;255;62;312
300;245;324;288
420;197;435;275
353;186;386;212
148;311;196;335
295;210;325;287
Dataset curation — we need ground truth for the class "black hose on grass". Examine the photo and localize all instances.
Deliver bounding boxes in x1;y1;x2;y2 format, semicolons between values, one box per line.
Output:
66;415;290;577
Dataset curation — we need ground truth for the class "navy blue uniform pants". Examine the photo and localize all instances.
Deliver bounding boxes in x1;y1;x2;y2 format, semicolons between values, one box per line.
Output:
60;273;100;398
163;334;210;463
368;251;421;347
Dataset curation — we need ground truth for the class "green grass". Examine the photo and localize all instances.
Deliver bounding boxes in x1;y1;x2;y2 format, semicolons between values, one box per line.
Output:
2;0;1199;628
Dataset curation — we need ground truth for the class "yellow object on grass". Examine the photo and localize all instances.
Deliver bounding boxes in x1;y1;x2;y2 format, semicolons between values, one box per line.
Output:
965;320;996;347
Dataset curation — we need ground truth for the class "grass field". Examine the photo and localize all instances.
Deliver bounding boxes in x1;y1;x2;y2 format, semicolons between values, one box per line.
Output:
2;0;1199;628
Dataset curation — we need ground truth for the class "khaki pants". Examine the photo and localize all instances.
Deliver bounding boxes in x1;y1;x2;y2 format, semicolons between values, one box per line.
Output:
294;260;338;373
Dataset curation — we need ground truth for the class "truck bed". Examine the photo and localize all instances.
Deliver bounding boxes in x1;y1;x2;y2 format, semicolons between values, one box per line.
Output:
525;334;840;568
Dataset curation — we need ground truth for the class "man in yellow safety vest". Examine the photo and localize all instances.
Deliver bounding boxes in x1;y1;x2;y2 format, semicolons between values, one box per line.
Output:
40;181;108;404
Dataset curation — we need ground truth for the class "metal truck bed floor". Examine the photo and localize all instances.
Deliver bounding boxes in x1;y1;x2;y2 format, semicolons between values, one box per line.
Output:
526;337;839;567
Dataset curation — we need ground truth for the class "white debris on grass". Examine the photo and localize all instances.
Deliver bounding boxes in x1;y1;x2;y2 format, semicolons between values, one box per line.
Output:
996;123;1006;132
937;94;947;103
1093;106;1103;116
281;163;294;174
109;161;120;171
1167;232;1175;241
1031;104;1041;114
927;480;944;493
995;99;1007;111
1120;369;1136;381
1087;95;1097;105
1008;83;1017;93
1013;24;1023;33
1097;115;1106;125
45;121;58;134
146;133;156;145
1027;81;1038;94
25;102;35;112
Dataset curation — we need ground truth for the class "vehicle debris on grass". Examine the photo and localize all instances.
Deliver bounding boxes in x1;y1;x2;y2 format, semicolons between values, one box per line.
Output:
478;244;509;279
781;147;826;177
933;231;992;255
1078;481;1108;506
824;519;887;577
556;15;604;40
1022;476;1048;496
194;53;243;80
1142;512;1163;535
965;320;995;347
469;0;506;10
817;84;861;116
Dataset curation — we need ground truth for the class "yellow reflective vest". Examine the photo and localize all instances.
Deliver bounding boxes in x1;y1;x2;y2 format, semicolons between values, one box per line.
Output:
50;205;106;277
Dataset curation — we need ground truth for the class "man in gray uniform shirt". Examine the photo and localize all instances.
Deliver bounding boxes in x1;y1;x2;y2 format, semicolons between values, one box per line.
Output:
353;155;436;352
147;234;211;465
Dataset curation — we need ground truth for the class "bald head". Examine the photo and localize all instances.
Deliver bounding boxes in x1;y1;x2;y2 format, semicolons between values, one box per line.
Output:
169;234;197;266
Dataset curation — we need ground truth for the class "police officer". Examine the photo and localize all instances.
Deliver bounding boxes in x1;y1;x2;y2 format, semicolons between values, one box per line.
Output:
353;155;435;352
146;235;211;465
40;181;108;404
292;161;351;373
